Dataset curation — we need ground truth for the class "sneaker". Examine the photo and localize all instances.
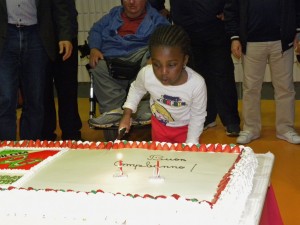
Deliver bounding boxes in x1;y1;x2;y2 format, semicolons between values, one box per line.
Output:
133;100;151;125
136;112;151;121
203;121;217;130
225;124;240;137
131;118;151;126
277;131;300;144
236;130;260;144
132;112;151;126
88;108;123;128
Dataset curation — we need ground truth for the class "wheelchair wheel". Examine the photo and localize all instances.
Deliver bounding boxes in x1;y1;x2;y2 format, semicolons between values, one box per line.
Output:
103;129;118;141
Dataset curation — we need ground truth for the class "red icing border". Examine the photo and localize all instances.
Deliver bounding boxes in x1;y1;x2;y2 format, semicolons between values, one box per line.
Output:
0;140;242;153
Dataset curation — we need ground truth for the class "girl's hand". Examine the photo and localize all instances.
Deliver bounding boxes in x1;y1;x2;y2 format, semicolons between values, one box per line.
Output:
118;108;133;134
118;116;131;135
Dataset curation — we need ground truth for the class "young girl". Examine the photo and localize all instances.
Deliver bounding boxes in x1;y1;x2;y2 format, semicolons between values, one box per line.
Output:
119;25;207;144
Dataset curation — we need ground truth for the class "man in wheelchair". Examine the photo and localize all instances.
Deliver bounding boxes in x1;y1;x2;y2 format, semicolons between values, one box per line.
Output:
87;0;170;128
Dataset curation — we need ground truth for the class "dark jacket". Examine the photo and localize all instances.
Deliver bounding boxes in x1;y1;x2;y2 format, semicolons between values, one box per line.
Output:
149;0;166;11
170;0;226;33
67;0;78;38
224;0;300;54
54;0;78;40
0;0;73;60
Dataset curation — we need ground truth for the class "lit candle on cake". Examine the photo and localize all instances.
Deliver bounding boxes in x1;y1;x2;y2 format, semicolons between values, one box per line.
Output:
156;159;160;177
117;153;123;176
113;153;127;178
149;156;164;182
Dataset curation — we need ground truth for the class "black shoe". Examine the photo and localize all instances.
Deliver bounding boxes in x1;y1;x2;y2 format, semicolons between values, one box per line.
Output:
225;124;240;137
203;121;217;130
62;131;82;141
41;133;57;141
62;136;83;141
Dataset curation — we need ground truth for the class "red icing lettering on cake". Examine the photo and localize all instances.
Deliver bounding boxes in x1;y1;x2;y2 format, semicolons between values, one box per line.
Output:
0;150;59;170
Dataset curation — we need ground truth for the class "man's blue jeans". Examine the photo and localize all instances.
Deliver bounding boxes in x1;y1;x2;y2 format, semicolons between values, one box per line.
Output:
0;24;48;140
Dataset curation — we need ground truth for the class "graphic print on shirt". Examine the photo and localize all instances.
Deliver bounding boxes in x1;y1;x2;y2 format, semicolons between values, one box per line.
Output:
151;94;187;125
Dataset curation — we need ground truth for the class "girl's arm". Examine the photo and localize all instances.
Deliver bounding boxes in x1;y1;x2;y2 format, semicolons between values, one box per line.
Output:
123;66;149;113
186;77;207;144
121;66;149;133
118;108;133;134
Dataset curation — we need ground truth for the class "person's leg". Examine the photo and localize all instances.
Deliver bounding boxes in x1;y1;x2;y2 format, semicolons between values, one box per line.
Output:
188;33;218;126
268;42;300;144
207;34;240;131
55;38;82;140
42;60;57;140
92;60;130;113
189;31;240;135
0;26;20;140
92;48;148;113
119;46;151;121
88;60;129;127
269;42;295;133
89;48;149;127
19;26;48;140
238;42;268;143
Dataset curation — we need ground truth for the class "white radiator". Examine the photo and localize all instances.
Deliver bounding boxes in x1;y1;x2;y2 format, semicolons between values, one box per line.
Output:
76;0;121;82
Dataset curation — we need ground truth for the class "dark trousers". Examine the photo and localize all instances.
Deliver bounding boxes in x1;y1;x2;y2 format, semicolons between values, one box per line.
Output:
187;30;240;126
42;38;82;140
0;25;48;140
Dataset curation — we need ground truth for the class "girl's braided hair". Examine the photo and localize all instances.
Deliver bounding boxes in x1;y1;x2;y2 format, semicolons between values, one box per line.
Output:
149;25;191;56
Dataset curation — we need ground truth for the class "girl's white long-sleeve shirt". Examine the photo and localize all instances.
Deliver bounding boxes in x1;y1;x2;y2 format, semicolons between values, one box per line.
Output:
123;65;207;144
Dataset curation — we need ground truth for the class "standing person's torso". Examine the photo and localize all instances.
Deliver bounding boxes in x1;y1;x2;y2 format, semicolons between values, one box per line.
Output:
247;0;281;42
6;0;37;25
51;0;78;39
0;0;73;60
65;0;78;38
170;0;225;32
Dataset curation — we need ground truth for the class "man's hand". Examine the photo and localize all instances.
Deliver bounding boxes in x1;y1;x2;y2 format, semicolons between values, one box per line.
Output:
59;41;73;61
294;33;300;55
216;12;224;21
160;8;170;19
118;108;133;135
89;48;104;68
231;40;242;59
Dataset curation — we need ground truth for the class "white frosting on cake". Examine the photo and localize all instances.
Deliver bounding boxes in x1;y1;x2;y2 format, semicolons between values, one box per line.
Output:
0;142;258;225
20;149;239;200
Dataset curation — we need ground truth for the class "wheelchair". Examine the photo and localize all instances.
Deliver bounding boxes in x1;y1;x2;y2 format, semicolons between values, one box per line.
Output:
79;41;151;141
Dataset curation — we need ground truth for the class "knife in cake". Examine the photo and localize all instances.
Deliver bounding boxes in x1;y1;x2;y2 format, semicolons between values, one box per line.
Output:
115;127;126;140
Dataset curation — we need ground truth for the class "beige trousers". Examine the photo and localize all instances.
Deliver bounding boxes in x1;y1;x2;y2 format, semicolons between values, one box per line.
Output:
242;41;296;136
